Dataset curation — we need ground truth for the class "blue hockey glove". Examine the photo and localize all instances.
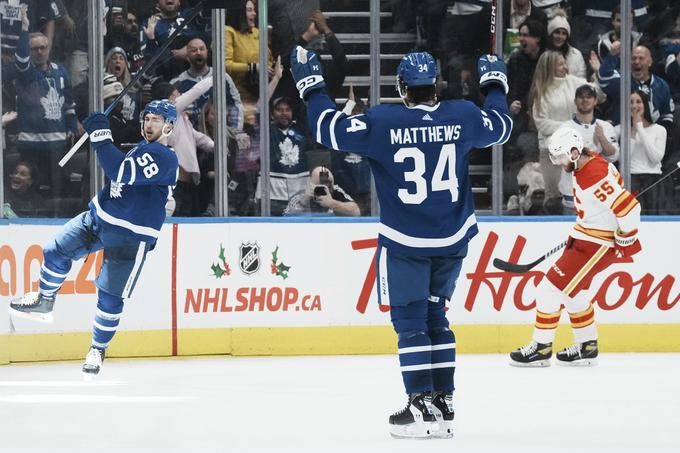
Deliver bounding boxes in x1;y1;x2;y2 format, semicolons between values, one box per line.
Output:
83;112;113;148
478;54;509;95
290;45;326;100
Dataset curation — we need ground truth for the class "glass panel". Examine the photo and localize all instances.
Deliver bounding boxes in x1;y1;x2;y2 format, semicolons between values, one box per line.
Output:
2;0;90;218
502;3;607;215
618;2;678;215
263;0;372;217
107;0;217;217
218;0;266;216
413;0;494;213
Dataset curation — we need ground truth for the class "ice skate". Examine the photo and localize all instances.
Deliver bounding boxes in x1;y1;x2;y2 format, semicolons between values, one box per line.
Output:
389;392;437;439
8;292;55;323
430;391;454;438
82;347;105;379
509;341;552;367
556;340;598;366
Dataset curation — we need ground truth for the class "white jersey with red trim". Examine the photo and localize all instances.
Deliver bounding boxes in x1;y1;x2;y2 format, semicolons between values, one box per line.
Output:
572;153;640;246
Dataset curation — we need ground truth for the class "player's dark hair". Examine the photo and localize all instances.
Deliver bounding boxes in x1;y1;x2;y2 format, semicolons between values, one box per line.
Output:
407;85;437;105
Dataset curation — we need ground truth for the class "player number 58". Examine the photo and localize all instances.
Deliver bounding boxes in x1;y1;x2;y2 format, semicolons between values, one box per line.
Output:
136;153;159;179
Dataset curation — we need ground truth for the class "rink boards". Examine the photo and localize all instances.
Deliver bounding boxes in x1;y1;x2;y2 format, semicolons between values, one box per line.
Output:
1;217;679;363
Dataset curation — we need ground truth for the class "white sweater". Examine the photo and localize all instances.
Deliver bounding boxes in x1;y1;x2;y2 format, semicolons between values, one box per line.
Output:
565;46;587;79
615;122;667;174
533;74;588;149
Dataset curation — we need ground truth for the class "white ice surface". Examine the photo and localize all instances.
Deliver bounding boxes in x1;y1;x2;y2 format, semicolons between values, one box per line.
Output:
0;353;678;453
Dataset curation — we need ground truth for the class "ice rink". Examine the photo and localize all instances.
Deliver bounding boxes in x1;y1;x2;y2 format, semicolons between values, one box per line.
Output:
1;353;678;453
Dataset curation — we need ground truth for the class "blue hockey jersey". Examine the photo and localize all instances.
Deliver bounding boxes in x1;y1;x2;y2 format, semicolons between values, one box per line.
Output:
306;89;512;256
89;140;178;243
14;29;76;152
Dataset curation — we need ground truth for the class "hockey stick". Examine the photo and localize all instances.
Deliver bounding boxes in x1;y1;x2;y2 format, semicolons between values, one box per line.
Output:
493;160;680;273
59;0;216;167
489;0;497;54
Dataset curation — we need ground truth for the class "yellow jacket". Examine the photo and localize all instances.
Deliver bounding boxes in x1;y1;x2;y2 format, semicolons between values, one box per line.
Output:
225;25;273;102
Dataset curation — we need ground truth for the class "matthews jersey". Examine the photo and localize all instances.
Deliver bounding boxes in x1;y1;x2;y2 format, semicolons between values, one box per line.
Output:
305;89;513;256
89;140;179;243
572;153;640;247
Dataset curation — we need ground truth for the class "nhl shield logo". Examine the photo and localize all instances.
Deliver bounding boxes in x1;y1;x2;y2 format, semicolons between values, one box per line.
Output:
239;242;260;275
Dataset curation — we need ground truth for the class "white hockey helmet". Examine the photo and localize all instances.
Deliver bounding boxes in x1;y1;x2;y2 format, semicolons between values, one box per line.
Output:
548;127;583;165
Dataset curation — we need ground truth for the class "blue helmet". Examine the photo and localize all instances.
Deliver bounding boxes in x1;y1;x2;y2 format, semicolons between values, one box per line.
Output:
397;52;437;87
141;99;177;125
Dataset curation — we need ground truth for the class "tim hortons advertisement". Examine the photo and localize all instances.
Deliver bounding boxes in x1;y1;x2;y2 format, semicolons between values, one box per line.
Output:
1;219;679;335
175;220;680;328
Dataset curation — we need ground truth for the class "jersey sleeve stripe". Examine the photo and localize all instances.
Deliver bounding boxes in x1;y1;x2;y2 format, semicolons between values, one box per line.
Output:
328;111;343;150
125;157;137;185
316;109;335;144
615;198;639;217
610;191;631;211
488;110;513;145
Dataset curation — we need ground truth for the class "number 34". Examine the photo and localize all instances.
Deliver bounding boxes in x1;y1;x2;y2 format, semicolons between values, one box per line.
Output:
394;144;459;204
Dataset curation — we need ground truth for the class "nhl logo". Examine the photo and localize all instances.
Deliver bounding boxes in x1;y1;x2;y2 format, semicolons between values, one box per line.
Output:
239;242;260;275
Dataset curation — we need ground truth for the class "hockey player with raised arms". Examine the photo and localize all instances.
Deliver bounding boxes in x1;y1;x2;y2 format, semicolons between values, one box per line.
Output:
291;46;513;438
510;127;641;367
9;100;179;377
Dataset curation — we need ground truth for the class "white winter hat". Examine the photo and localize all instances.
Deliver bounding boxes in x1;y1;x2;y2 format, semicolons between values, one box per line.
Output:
548;14;571;37
102;73;123;100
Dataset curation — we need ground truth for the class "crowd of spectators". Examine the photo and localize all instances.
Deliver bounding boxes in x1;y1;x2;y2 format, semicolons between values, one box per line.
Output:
2;0;679;218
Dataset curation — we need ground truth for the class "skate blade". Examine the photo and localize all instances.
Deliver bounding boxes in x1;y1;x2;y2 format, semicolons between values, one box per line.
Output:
509;359;550;368
8;307;54;324
431;420;453;439
556;358;597;367
82;370;100;381
389;422;436;440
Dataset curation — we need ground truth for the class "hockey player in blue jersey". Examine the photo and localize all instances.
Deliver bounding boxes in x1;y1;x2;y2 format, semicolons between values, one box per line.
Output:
291;46;512;438
9;100;179;378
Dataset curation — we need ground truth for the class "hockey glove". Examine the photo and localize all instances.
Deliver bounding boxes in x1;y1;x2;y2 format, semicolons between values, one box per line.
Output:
478;54;509;95
614;228;642;258
82;112;113;149
290;45;326;100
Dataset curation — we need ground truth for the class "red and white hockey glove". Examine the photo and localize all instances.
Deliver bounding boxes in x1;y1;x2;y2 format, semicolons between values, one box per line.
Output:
614;228;641;258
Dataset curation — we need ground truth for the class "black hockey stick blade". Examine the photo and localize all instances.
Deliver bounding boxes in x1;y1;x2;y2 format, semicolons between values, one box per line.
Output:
493;256;544;273
493;240;567;273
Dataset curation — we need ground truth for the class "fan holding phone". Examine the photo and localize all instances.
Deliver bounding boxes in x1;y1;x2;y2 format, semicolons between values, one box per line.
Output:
286;166;361;216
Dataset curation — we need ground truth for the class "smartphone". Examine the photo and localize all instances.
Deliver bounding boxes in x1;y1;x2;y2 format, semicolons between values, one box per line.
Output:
319;170;329;186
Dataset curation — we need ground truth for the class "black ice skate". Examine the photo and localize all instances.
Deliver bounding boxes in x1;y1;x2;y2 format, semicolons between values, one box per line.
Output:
509;341;552;367
82;347;106;378
431;391;454;438
389;392;437;439
8;292;55;323
556;340;598;366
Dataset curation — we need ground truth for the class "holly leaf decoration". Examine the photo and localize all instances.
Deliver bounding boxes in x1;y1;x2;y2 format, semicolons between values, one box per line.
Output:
218;244;226;264
211;262;226;278
276;262;291;279
272;245;279;263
